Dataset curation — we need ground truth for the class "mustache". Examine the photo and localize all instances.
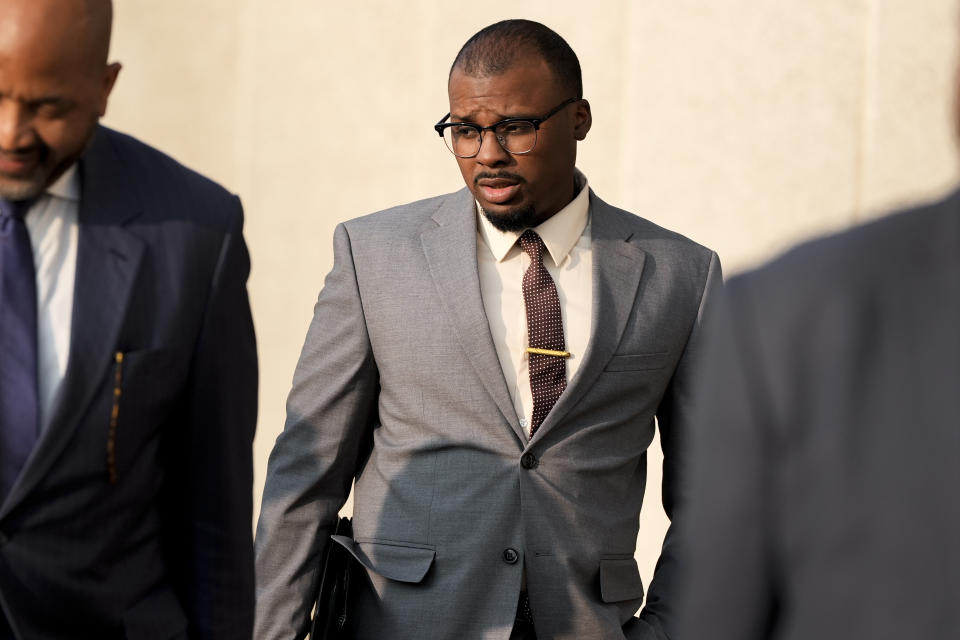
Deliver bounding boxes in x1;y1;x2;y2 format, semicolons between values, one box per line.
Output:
474;171;525;185
0;145;45;158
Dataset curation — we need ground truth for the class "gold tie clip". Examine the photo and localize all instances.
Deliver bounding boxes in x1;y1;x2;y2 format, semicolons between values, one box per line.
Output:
525;347;572;358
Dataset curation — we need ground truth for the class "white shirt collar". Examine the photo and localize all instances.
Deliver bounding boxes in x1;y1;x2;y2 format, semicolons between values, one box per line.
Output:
45;164;80;203
477;169;590;267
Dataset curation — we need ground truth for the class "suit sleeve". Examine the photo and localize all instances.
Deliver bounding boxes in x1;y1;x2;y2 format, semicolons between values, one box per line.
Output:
254;223;379;640
626;251;722;640
170;196;259;638
672;278;779;640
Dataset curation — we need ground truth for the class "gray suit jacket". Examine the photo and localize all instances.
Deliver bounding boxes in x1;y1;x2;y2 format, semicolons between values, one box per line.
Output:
677;191;960;639
256;187;720;640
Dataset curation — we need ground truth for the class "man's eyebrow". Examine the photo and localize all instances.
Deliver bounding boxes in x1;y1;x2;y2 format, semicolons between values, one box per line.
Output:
31;96;70;105
20;95;74;110
449;111;530;123
448;111;481;122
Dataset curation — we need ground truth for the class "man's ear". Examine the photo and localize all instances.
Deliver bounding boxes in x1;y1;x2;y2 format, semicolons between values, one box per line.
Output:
97;62;122;117
573;99;592;141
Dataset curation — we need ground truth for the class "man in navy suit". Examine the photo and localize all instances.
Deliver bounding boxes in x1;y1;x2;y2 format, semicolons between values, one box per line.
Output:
0;1;257;638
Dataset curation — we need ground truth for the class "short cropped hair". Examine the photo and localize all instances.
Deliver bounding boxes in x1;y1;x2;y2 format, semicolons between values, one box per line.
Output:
450;19;583;99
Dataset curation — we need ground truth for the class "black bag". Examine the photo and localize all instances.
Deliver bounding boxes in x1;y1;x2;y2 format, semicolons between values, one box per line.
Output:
310;517;354;640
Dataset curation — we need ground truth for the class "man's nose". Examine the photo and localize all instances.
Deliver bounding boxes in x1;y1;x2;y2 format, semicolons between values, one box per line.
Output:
0;99;33;152
474;129;512;166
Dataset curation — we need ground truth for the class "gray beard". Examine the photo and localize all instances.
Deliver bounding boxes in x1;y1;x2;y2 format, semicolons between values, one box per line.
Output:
0;176;46;201
482;204;539;232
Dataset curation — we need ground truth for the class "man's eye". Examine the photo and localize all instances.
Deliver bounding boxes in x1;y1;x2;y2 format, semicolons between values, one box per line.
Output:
498;122;532;135
453;126;479;139
33;101;68;118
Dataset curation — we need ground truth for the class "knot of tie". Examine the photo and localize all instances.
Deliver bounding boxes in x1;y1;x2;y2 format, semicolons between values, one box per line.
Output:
0;199;32;236
0;198;32;220
519;229;545;262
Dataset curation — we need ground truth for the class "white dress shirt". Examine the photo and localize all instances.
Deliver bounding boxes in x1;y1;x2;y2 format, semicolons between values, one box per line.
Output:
477;170;592;435
24;165;80;430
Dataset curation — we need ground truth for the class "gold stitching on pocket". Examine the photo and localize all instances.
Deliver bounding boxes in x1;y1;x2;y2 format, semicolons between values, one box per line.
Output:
107;351;124;484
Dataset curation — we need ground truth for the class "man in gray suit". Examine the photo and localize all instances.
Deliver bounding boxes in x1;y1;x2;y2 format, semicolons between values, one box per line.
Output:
256;19;720;640
676;179;960;636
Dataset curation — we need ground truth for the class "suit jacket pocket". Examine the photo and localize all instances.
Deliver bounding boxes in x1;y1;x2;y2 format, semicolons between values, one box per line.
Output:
332;536;435;583
115;347;182;422
599;556;644;603
122;587;188;639
108;347;183;481
604;353;670;372
118;347;180;389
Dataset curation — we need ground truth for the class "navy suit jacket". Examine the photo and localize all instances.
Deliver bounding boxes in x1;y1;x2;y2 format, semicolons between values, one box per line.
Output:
678;191;960;639
0;126;258;639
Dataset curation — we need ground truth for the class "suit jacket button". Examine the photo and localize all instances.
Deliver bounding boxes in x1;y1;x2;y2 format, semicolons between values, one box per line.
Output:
502;548;519;564
521;453;539;469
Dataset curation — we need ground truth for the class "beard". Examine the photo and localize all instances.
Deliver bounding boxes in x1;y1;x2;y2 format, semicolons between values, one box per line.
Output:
0;160;49;201
482;203;539;232
0;116;98;200
0;173;48;201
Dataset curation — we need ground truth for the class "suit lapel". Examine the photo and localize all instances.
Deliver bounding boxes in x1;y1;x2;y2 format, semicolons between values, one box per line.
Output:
420;189;525;443
530;192;646;443
2;128;144;514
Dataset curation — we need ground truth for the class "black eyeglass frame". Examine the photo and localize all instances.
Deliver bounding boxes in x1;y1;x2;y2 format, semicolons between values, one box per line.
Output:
434;96;581;158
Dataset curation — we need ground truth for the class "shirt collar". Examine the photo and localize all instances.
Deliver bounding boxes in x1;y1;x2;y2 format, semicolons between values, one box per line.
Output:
477;169;590;267
45;164;80;202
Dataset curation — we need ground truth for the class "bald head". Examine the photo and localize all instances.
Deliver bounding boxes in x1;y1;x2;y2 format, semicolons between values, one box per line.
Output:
0;0;114;72
80;0;115;67
0;0;120;198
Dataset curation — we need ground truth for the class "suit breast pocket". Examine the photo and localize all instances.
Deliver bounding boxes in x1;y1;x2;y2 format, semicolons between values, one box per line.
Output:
603;352;670;373
108;347;184;482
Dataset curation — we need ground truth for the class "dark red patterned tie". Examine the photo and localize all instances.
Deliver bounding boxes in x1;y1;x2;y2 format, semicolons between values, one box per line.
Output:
520;230;567;437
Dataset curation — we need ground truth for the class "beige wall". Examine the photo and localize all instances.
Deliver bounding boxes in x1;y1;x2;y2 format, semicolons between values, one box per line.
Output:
105;0;959;593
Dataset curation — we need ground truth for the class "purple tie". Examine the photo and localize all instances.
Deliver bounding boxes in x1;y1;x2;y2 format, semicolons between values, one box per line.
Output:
520;230;567;437
0;198;38;500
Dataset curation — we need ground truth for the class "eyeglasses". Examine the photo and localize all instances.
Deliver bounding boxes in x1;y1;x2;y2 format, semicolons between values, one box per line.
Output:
434;97;580;158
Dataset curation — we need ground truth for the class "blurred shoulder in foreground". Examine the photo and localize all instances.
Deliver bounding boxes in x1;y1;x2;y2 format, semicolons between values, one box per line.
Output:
677;189;960;640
